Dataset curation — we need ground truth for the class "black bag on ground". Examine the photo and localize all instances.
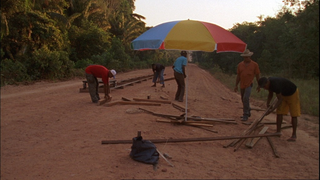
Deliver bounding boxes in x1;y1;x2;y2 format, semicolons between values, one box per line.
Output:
129;136;159;165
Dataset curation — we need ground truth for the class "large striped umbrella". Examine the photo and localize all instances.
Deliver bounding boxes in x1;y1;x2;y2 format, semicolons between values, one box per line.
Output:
131;19;246;52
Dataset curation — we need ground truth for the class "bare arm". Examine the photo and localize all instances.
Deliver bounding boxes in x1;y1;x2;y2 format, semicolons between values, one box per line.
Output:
266;91;282;115
256;74;261;92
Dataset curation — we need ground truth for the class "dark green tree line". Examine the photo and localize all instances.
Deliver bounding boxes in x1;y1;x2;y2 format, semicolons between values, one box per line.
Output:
1;0;318;86
0;0;174;86
195;0;319;79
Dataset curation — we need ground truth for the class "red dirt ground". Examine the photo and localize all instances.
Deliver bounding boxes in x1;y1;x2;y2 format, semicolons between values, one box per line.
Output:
1;64;319;180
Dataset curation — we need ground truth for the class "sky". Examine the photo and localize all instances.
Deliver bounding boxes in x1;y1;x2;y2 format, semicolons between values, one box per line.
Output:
133;0;285;29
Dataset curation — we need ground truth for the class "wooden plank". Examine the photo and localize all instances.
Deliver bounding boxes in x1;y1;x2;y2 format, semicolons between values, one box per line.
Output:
139;107;236;123
156;119;213;127
186;122;213;127
186;117;237;124
105;101;161;107
224;99;277;149
80;75;153;92
171;102;190;112
156;149;174;167
245;126;269;148
121;97;132;101
163;77;175;81
160;95;168;100
97;97;112;106
193;126;218;133
242;121;286;125
132;98;172;104
266;136;280;158
104;100;121;107
233;100;278;151
101;132;281;144
239;107;267;111
115;78;153;89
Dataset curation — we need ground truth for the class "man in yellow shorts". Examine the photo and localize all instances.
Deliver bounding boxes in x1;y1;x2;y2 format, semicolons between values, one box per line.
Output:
258;77;300;141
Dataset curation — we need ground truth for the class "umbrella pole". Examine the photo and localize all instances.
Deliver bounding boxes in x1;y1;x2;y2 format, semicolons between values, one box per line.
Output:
184;64;188;122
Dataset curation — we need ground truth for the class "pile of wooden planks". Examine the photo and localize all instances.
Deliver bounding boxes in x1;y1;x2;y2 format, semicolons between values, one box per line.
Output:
79;74;176;93
99;95;237;132
223;99;280;157
79;74;155;93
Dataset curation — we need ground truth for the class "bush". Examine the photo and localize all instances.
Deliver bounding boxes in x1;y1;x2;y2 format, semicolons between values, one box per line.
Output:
74;59;94;69
1;58;30;86
25;46;75;80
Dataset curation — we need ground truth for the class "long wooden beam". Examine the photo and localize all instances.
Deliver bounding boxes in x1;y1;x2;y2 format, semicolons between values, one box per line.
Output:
101;133;281;144
233;100;278;151
171;102;190;112
245;126;269;148
97;98;112;106
133;98;172;104
224;99;277;148
105;101;161;107
156;119;213;127
138;107;236;123
266;136;280;158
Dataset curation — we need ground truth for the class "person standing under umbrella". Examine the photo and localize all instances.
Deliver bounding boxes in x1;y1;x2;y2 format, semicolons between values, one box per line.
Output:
234;49;261;121
151;63;165;87
172;51;187;102
85;65;116;103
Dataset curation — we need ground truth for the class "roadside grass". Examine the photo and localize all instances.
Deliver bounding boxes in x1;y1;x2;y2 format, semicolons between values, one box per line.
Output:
204;65;319;117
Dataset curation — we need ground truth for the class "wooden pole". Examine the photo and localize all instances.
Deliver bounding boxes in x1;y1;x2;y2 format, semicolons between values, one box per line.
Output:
224;99;277;148
132;98;172;104
101;133;281;144
105;101;161;107
245;126;269;148
139;107;236;123
233;99;277;151
156;149;174;167
266;136;280;158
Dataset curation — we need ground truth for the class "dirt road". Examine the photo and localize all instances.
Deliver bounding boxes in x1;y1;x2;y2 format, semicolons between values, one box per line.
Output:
1;64;318;179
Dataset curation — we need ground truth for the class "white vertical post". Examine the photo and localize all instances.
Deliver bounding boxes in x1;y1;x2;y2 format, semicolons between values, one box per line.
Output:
184;51;191;122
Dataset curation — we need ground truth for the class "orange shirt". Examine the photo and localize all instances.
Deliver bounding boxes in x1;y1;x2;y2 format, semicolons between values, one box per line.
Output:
237;60;260;89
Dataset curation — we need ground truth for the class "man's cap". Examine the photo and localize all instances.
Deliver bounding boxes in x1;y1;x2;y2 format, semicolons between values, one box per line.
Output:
258;77;268;88
240;49;254;57
110;69;116;79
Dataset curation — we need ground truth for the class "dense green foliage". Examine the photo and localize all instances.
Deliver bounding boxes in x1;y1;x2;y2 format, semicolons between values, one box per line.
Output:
1;0;319;93
194;0;319;80
0;0;175;85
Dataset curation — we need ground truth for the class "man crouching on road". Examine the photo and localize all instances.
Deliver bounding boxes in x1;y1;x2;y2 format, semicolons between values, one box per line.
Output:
85;65;116;103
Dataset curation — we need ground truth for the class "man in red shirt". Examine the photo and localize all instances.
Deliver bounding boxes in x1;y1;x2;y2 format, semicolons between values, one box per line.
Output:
85;65;116;103
234;49;261;121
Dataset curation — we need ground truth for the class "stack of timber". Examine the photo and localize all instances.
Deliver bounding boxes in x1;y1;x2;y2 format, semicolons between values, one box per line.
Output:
79;74;154;93
223;99;280;157
139;107;237;129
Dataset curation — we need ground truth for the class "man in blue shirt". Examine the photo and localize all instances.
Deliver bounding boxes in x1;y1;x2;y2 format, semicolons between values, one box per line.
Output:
172;51;187;102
